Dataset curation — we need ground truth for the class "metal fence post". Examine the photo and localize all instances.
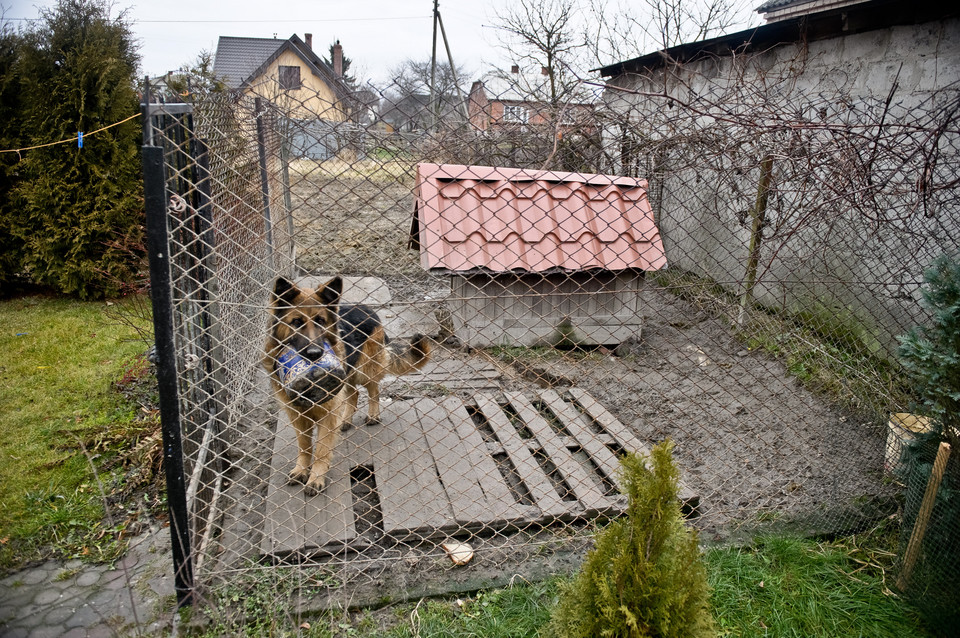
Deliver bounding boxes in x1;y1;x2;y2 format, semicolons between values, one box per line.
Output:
142;143;195;607
254;97;275;266
280;128;297;277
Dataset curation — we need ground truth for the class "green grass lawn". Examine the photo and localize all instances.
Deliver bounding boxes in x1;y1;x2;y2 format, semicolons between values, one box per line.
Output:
706;534;927;637
0;295;152;569
191;527;928;637
355;537;925;638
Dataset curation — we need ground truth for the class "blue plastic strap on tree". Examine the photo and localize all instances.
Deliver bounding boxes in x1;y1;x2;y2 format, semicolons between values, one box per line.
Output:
78;132;83;148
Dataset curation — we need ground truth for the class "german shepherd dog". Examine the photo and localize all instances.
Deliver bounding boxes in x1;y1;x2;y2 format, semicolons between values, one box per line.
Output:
265;276;431;495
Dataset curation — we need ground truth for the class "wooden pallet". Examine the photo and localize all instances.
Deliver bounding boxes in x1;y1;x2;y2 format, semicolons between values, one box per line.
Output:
261;389;699;558
398;356;503;391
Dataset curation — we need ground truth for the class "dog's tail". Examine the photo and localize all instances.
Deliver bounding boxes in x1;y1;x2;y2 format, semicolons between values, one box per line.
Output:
386;334;432;376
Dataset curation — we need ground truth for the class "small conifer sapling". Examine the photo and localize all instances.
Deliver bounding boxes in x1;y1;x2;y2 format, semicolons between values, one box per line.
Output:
546;440;714;638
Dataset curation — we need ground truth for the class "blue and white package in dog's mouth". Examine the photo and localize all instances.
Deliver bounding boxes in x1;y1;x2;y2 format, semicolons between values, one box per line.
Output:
277;341;344;386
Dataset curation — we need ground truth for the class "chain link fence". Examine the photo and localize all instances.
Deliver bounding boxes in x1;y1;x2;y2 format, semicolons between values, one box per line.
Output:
141;40;959;624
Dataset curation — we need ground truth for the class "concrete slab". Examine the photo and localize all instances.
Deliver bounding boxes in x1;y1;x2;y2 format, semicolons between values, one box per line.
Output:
378;304;437;339
297;275;392;306
294;275;437;337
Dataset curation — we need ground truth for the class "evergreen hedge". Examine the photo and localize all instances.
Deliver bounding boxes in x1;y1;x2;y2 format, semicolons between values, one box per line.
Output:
2;0;143;299
0;23;24;290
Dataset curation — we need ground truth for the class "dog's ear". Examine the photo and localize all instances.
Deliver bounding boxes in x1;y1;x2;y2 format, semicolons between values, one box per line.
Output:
318;276;342;307
272;276;300;308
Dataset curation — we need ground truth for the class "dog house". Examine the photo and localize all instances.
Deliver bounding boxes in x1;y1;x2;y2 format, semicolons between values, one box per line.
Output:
410;163;667;348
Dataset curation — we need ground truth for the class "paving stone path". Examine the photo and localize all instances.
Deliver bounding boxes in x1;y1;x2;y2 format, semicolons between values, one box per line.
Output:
0;523;176;637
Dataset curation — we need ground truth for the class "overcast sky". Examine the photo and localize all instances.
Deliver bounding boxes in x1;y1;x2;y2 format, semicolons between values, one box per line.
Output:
4;0;530;83
4;0;760;86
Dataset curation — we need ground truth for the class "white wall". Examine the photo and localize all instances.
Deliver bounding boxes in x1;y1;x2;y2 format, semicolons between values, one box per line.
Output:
602;16;960;356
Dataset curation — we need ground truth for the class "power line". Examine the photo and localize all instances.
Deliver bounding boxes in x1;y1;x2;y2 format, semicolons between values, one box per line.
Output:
5;15;430;24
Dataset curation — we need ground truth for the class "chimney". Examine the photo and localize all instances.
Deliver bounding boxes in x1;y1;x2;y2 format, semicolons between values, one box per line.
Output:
305;33;313;50
333;40;343;77
511;64;519;74
541;66;549;76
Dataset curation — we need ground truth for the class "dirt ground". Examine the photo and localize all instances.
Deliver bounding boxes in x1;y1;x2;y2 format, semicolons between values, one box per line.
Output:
492;287;896;540
208;169;896;605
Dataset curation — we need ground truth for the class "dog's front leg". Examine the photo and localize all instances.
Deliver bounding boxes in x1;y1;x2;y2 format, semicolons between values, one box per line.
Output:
341;384;361;429
289;411;314;486
306;410;341;496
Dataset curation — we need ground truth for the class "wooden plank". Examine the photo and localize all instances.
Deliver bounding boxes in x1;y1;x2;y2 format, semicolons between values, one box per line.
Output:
416;364;501;376
566;388;700;513
486;441;506;456
414;397;494;525
504;391;608;512
338;422;387;548
374;400;456;536
415;367;500;376
474;394;569;519
566;388;650;454
261;410;306;556
339;422;378;469
300;435;358;550
539;389;625;492
412;357;500;378
440;395;528;522
406;357;502;391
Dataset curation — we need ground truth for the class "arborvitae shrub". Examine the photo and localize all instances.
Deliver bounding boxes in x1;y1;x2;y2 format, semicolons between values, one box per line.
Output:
897;252;960;445
12;0;143;299
546;440;715;638
896;252;960;634
0;24;24;291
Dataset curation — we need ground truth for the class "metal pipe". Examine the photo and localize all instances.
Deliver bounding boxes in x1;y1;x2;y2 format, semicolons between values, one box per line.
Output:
142;144;195;607
255;97;275;266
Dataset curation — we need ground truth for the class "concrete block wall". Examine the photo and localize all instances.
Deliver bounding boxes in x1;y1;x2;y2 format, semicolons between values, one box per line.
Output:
602;15;960;357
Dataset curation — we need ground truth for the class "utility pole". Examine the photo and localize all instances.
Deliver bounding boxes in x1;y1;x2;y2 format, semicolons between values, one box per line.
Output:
429;0;471;129
436;8;470;123
430;0;439;130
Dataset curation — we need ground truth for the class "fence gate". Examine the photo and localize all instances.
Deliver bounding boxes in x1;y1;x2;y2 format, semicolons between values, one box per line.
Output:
140;59;959;624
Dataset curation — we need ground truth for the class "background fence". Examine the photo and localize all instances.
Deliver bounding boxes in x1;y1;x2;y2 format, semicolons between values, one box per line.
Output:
141;38;959;625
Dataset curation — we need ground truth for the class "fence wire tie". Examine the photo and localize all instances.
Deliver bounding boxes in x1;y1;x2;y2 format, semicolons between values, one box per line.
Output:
169;194;187;213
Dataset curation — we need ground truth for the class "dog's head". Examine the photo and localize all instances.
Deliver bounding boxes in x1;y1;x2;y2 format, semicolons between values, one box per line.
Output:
268;276;342;356
266;276;347;407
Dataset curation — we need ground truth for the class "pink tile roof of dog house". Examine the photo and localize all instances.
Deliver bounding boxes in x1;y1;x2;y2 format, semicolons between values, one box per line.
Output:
410;163;667;273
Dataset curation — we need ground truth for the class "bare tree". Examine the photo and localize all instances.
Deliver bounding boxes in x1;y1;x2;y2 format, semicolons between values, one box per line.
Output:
585;0;757;65
386;58;468;102
380;58;469;131
493;0;589;104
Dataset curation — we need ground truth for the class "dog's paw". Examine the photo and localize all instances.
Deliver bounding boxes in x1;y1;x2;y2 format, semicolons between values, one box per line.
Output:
363;416;381;427
304;474;326;496
288;466;310;486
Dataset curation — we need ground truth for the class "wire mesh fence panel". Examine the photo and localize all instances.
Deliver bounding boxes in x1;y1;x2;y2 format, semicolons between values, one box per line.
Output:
142;45;959;623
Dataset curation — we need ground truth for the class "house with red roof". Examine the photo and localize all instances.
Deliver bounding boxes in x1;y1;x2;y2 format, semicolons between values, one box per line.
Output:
467;67;595;133
410;163;667;347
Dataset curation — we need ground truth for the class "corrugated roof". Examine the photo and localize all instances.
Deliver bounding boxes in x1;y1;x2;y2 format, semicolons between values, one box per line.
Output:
411;163;667;273
213;36;285;89
755;0;808;11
